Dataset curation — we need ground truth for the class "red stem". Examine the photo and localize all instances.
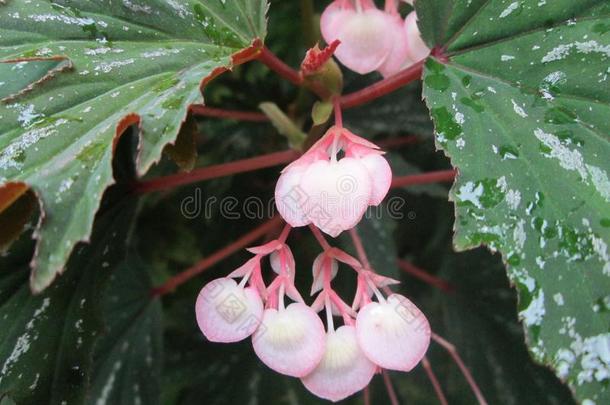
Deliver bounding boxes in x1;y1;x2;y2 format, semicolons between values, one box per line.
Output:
391;169;456;188
382;371;400;405
333;97;343;127
309;224;332;251
133;149;299;194
190;105;269;122
432;333;489;405
257;46;424;109
397;260;455;293
258;46;303;86
150;216;283;297
377;135;420;149
349;228;371;269
422;357;449;405
339;60;425;109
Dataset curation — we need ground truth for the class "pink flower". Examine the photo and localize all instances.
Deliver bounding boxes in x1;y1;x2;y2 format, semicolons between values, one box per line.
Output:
275;126;392;237
320;0;394;74
320;1;430;78
195;277;264;343
252;302;326;377
356;293;431;371
301;325;376;402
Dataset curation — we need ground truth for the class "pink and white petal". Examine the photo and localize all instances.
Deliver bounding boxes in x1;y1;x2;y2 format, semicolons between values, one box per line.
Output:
323;9;394;74
329;247;362;269
196;278;264;343
359;153;392;206
247;240;281;255
340;128;380;150
356;294;430;371
270;247;296;279
252;303;326;377
227;256;259;278
301;326;376;402
275;165;310;227
377;13;411;78
404;11;430;62
311;253;339;295
300;158;372;237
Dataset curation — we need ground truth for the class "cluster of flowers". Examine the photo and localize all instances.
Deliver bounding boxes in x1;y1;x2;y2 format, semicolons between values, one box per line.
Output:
196;237;431;402
275;125;392;237
321;0;429;77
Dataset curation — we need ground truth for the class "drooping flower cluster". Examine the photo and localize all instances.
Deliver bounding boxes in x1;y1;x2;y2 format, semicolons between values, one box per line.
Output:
321;0;429;77
196;238;431;402
274;125;392;237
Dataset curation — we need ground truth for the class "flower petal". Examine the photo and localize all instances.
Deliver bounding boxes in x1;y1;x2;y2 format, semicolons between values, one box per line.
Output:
321;7;394;74
356;294;430;371
359;153;392;206
196;278;264;343
404;11;430;62
300;158;372;237
301;325;376;402
275;165;310;227
377;13;411;78
252;303;326;377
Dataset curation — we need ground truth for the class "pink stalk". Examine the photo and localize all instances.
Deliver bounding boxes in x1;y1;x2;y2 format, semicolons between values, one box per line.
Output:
422;356;449;405
432;333;488;405
309;224;332;251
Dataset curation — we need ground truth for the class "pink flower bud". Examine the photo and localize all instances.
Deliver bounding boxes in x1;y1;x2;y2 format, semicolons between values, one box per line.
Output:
252;303;326;377
195;277;264;343
356;294;430;371
301;325;376;402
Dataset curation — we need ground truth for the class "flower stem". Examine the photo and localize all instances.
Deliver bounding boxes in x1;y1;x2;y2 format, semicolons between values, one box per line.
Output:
397;260;455;293
339;60;425;109
258;46;303;86
256;47;424;108
190;105;269;122
422;357;449;405
309;224;332;251
133;149;299;194
391;169;456;188
150;216;283;297
432;333;489;405
348;227;370;269
382;371;400;405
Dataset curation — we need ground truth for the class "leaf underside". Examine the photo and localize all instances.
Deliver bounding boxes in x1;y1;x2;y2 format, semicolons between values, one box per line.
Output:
0;0;267;292
418;0;610;402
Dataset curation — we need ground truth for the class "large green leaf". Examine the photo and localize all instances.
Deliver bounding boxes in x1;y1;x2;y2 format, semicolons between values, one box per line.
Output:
88;257;162;405
0;0;268;292
419;0;610;402
0;196;137;404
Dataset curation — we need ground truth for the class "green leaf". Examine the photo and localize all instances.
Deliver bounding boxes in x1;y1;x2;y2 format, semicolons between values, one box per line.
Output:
0;0;268;292
419;1;610;402
0;197;137;404
88;258;162;405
